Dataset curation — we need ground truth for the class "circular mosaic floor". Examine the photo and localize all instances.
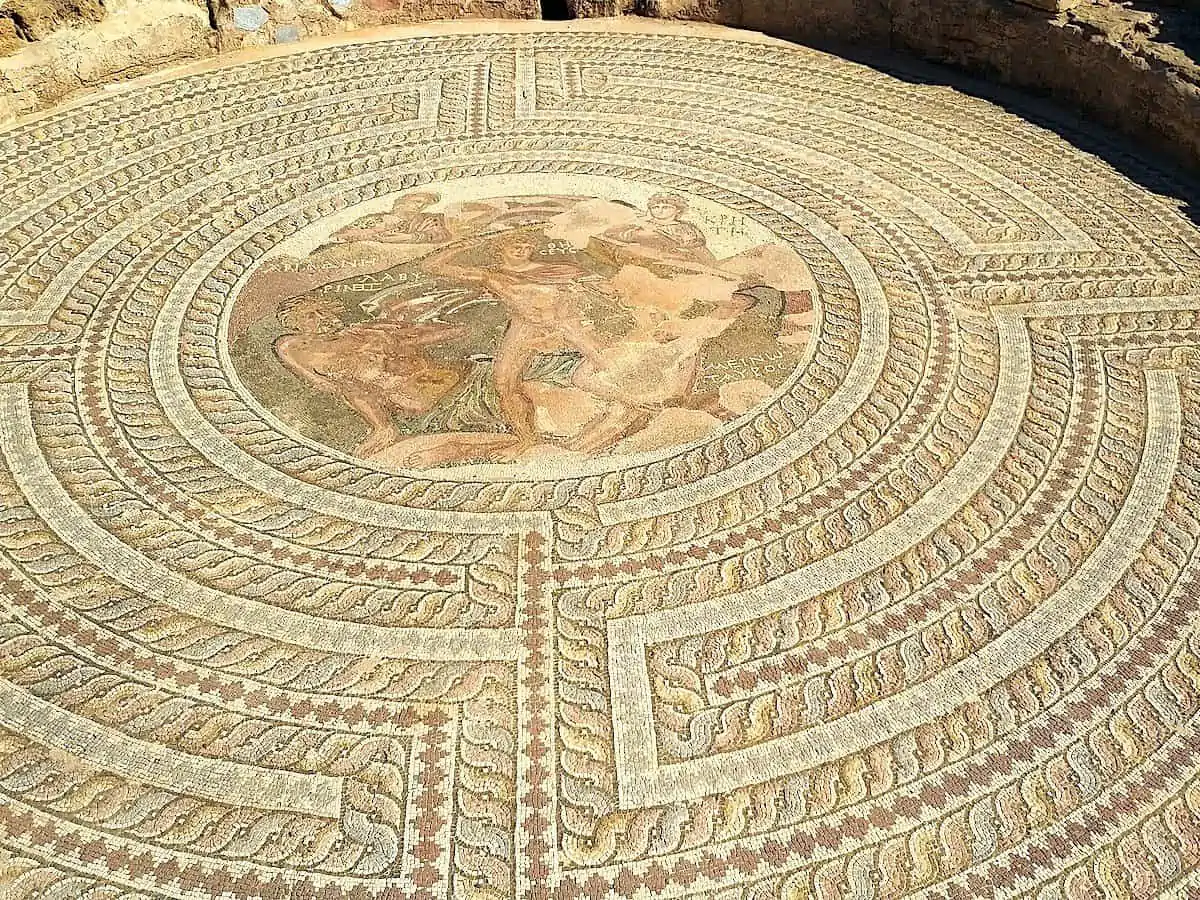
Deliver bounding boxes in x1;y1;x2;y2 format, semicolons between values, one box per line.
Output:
2;20;1200;900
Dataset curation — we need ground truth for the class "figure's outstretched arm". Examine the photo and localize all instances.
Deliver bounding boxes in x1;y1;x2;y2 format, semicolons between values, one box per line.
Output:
422;244;487;283
335;227;379;242
410;323;469;344
333;214;395;242
600;223;638;244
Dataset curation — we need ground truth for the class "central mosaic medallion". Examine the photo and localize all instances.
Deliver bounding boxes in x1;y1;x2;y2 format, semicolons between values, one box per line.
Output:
228;175;817;468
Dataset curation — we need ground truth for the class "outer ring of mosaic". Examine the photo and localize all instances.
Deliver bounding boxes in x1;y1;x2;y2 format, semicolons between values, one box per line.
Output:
3;25;1200;900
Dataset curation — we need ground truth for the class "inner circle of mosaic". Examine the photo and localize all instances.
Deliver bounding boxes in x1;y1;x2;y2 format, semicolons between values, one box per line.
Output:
2;25;1200;900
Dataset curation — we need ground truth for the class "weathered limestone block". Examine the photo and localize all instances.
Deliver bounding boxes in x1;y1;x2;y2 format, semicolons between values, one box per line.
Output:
0;0;213;120
210;0;536;50
885;0;1200;171
0;0;105;42
1014;0;1081;12
0;15;24;54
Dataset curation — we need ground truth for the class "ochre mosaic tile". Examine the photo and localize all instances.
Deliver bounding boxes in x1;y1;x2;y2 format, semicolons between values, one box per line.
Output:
1;21;1199;900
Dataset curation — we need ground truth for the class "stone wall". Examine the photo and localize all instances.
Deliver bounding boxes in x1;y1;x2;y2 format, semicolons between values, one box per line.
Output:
208;0;535;53
1;0;1199;176
0;0;212;118
561;0;1200;174
889;0;1200;178
0;0;538;118
731;0;1200;176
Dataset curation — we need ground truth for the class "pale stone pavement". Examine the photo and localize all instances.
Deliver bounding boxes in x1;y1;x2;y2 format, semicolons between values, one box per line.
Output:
1;21;1199;900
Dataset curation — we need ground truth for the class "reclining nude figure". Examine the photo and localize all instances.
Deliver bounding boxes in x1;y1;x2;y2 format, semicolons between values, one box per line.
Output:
332;192;453;245
273;296;468;457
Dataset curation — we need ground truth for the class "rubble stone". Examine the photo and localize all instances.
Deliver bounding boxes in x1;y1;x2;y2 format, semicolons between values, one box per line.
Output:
0;0;1197;174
